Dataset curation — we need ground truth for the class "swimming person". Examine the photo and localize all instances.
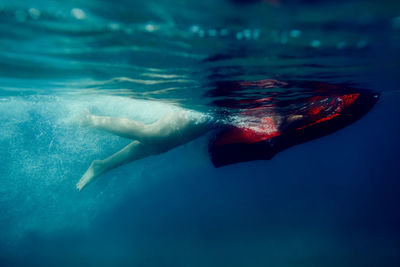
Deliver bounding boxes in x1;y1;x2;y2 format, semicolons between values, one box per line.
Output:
76;80;379;191
76;110;212;191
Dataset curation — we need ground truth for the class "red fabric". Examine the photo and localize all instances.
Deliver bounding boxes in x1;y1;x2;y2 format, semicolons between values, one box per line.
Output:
214;93;360;146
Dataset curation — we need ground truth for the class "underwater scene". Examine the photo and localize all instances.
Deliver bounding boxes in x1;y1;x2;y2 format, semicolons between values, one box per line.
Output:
1;0;400;266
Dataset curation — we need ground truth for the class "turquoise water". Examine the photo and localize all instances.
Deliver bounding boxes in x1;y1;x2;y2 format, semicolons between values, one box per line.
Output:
1;0;400;266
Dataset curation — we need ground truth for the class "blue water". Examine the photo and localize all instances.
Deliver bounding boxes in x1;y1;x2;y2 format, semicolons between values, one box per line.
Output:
1;0;400;266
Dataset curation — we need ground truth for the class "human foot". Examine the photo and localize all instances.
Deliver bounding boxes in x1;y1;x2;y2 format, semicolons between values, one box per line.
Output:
76;160;104;191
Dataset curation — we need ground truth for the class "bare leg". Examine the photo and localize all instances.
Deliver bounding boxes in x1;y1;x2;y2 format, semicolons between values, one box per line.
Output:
83;114;152;140
83;111;209;146
77;140;160;191
77;111;211;191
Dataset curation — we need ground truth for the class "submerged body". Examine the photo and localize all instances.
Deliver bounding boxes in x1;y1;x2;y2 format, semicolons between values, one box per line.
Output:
77;84;379;191
77;111;212;190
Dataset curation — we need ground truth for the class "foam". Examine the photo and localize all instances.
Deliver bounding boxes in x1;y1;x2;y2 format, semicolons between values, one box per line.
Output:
0;94;208;244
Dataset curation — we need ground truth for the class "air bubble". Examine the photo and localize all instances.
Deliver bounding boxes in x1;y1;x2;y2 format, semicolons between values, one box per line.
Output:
219;29;228;36
392;16;400;30
108;23;121;31
357;40;368;48
289;29;301;38
280;31;288;44
252;29;260;40
28;8;41;20
336;41;346;50
190;25;200;33
198;30;205;38
145;23;156;32
124;28;133;34
243;29;252;40
310;40;321;48
71;8;86;20
208;29;217;37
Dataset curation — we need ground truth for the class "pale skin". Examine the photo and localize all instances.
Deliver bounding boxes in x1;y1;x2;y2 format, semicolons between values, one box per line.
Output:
76;110;304;191
76;111;210;191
